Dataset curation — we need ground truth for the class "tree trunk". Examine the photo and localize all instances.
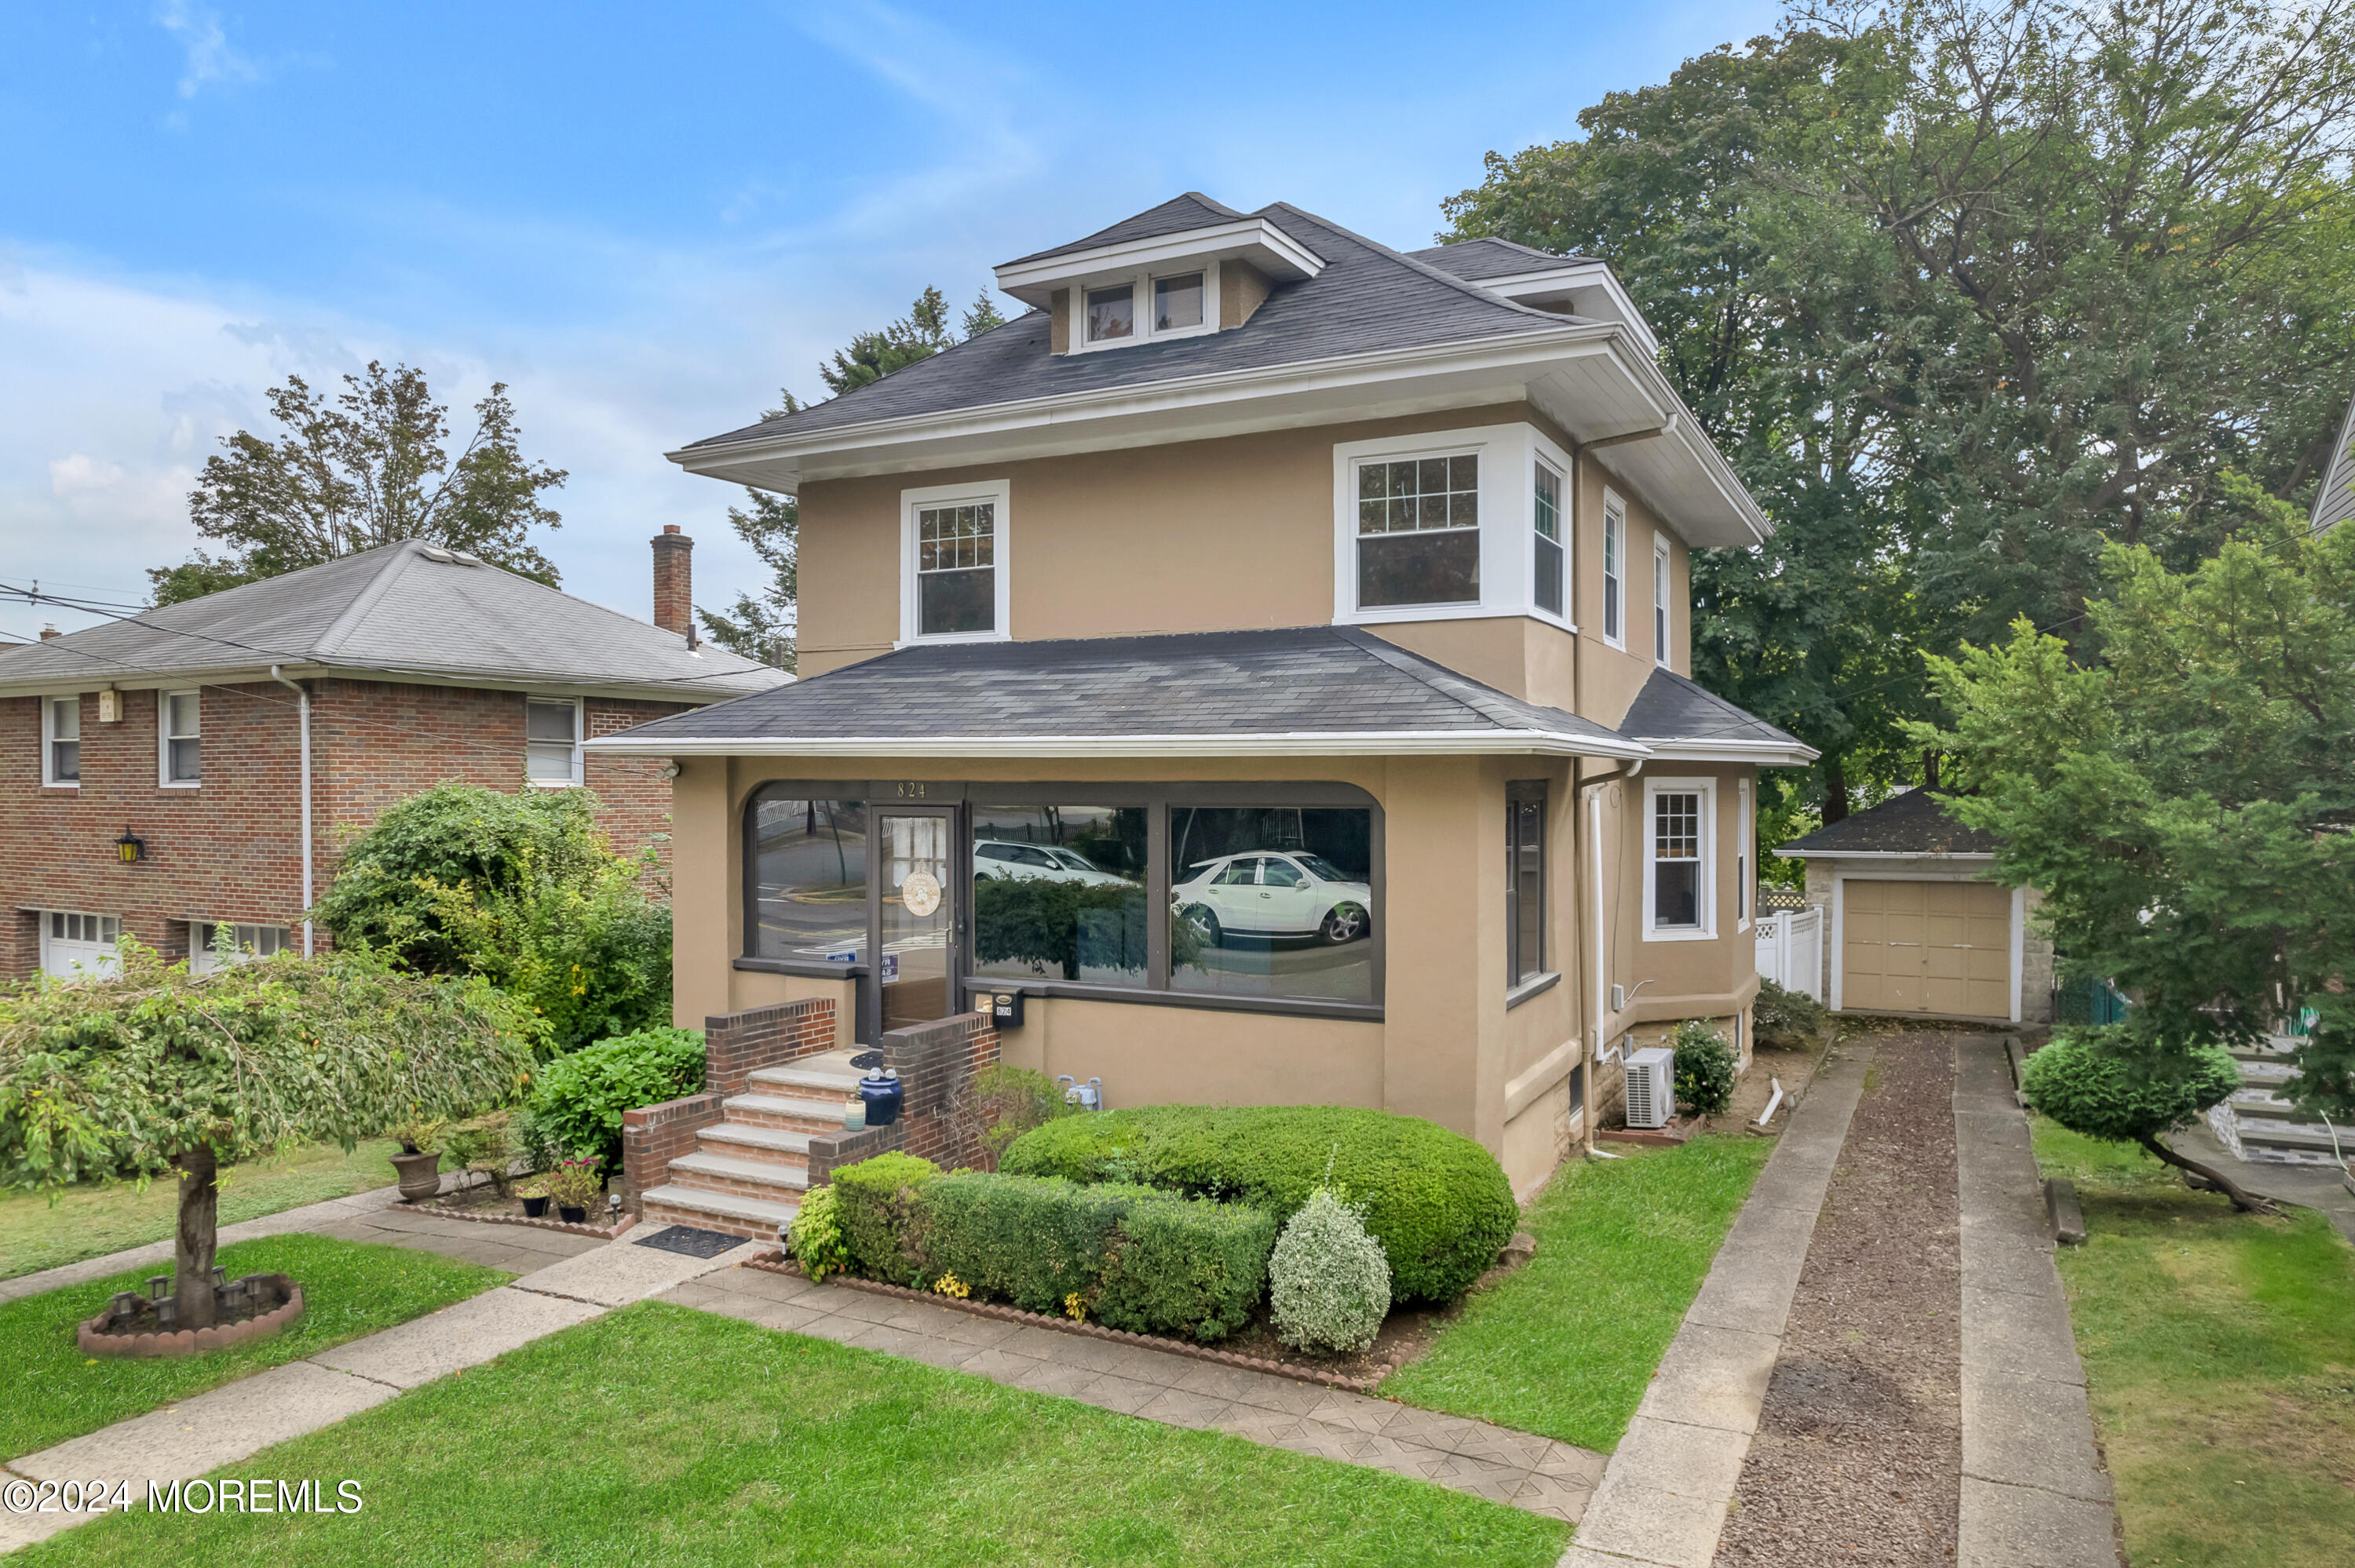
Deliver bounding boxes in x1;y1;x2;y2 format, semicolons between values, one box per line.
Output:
1822;754;1849;825
2138;1134;2276;1215
173;1144;220;1329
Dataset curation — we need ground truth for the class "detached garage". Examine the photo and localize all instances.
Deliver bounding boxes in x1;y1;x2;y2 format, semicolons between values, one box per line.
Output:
1780;789;2053;1026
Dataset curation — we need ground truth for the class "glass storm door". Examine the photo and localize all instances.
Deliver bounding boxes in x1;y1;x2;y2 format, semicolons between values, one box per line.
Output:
877;811;957;1033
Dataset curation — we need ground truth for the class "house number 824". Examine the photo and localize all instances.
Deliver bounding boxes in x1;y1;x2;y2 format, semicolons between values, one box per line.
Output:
893;782;929;799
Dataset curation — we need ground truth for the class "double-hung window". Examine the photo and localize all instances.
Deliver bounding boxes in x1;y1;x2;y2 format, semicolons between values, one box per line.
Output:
1654;538;1672;665
1645;778;1715;939
1601;494;1625;646
1533;463;1565;618
159;690;200;786
526;696;582;786
42;695;79;786
1354;453;1480;609
1506;782;1547;988
903;481;1010;642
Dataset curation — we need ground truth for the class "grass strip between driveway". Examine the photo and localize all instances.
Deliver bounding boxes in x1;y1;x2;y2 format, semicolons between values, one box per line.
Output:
1380;1132;1773;1451
2;1140;403;1280
25;1300;1570;1568
1;1233;509;1462
2032;1118;2355;1568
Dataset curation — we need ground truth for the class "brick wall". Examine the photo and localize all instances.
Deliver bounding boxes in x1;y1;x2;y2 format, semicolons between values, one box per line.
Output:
0;679;692;981
701;996;839;1096
805;1011;1001;1181
619;1089;725;1209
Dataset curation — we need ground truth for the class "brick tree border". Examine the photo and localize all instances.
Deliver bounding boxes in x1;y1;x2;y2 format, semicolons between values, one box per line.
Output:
805;1012;999;1183
621;997;838;1209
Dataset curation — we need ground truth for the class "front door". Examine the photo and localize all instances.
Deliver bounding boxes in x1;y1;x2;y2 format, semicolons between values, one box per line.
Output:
876;810;958;1034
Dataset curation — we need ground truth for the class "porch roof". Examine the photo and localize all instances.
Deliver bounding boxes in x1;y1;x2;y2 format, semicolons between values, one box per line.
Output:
584;625;1648;760
1615;667;1817;768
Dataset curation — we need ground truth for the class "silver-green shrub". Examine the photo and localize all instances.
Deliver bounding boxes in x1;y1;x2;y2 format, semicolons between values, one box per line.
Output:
1269;1187;1391;1355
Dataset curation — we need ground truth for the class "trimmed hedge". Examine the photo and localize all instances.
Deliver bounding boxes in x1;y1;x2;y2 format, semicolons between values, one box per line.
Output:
1002;1105;1516;1303
823;1158;1276;1341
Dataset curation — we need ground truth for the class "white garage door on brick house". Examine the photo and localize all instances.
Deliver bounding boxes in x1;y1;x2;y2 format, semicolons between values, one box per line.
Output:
1838;877;2012;1019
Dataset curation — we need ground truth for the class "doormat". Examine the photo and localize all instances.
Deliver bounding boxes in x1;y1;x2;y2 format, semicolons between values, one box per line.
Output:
633;1225;747;1259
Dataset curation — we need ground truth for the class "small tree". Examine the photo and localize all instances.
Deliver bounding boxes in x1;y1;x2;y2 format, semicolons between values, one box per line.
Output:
0;946;539;1327
2020;1030;2264;1211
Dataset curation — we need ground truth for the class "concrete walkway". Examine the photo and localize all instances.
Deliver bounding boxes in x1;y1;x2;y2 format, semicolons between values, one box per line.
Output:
659;1265;1608;1520
0;1230;765;1553
1954;1037;2122;1568
1557;1041;1874;1568
2168;1119;2355;1243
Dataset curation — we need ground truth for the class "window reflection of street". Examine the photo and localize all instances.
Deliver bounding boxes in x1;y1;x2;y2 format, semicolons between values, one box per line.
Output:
971;804;1149;987
1170;808;1375;1005
749;793;868;961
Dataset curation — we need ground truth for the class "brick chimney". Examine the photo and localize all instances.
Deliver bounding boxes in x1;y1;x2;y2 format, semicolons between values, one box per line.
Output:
652;526;692;636
38;624;59;640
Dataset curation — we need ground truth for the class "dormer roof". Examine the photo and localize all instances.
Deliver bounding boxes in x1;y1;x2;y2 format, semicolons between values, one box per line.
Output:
991;192;1326;311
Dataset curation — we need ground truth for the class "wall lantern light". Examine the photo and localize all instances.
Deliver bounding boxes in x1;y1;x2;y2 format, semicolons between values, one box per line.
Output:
115;829;145;863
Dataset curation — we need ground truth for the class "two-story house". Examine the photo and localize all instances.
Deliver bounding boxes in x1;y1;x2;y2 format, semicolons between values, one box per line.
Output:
0;530;784;981
592;195;1813;1198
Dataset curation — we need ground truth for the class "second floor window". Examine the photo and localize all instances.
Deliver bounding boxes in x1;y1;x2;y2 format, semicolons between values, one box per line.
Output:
1602;498;1624;644
1655;538;1672;665
1356;454;1479;609
918;502;998;635
160;691;200;785
1533;462;1565;618
527;697;582;786
44;695;78;785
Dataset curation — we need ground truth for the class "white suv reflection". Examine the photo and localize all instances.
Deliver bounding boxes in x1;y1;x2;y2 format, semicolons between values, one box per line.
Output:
973;839;1135;888
1173;851;1373;946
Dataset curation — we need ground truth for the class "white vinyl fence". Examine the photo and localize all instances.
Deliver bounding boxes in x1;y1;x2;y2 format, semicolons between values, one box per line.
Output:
1754;906;1824;1002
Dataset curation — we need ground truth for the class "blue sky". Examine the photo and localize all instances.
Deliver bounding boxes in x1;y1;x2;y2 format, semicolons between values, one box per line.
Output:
0;0;1781;641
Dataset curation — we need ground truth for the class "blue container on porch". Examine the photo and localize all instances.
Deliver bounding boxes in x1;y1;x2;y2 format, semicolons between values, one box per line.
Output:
860;1069;904;1127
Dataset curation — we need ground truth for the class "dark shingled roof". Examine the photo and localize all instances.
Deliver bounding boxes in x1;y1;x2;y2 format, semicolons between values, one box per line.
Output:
1780;789;1998;857
597;625;1638;752
1616;667;1809;753
1406;236;1596;280
2313;385;2355;534
684;203;1574;450
0;539;787;700
999;191;1251;268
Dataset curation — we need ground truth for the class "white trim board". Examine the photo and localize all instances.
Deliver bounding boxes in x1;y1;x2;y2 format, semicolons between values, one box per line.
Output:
585;727;1653;760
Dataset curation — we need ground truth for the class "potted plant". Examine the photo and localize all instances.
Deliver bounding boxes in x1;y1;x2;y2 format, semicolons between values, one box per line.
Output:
517;1177;550;1220
389;1118;447;1203
546;1156;604;1225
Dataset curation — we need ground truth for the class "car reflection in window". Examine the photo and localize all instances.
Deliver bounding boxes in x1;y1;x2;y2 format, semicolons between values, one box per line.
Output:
1172;851;1375;948
974;839;1134;888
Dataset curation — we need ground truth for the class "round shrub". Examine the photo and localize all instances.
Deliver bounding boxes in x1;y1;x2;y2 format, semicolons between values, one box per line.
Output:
787;1184;851;1282
1002;1104;1514;1303
1269;1188;1391;1355
526;1025;704;1171
1752;978;1828;1048
2021;1029;2240;1145
1672;1019;1738;1116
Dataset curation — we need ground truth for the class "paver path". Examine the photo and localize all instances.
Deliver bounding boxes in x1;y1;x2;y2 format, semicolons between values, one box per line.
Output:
658;1266;1608;1520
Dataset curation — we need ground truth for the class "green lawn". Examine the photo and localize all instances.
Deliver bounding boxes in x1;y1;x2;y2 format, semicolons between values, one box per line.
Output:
2032;1117;2355;1568
24;1301;1569;1568
2;1140;403;1279
1380;1133;1772;1450
2;1233;507;1461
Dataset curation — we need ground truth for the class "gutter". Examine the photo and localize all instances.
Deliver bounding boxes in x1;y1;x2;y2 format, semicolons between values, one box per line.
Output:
582;728;1654;761
269;666;315;957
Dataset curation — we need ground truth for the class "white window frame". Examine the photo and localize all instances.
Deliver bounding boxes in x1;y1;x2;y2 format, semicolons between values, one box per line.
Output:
158;688;200;788
190;921;291;975
1642;775;1718;942
41;910;122;980
1601;490;1626;649
41;693;80;789
1532;456;1568;625
1330;423;1576;630
1654;535;1673;666
1736;777;1753;932
525;695;586;788
900;478;1013;645
1068;262;1221;353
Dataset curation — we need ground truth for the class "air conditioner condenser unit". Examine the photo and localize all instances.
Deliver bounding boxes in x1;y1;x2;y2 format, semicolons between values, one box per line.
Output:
1624;1046;1675;1129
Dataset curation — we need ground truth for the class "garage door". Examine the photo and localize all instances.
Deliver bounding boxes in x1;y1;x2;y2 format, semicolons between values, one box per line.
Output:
1841;880;2010;1018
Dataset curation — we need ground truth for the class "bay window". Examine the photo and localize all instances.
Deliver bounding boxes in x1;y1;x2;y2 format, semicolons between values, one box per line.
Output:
1354;453;1480;608
1533;461;1565;618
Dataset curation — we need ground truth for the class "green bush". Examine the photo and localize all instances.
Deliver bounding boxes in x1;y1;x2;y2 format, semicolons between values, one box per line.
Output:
313;782;671;1052
1002;1104;1514;1303
525;1026;704;1171
1672;1020;1739;1117
787;1183;851;1282
1752;978;1828;1048
2021;1028;2240;1145
830;1151;940;1284
948;1063;1077;1170
1269;1187;1390;1355
842;1166;1274;1340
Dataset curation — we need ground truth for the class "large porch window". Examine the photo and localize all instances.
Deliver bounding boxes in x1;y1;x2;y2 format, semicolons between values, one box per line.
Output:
746;795;870;962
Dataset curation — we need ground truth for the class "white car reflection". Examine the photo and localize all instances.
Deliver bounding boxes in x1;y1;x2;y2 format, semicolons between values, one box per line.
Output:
1173;851;1373;946
973;839;1135;888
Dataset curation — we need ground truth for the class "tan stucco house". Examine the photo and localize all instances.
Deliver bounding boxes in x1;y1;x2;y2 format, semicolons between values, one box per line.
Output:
590;194;1814;1199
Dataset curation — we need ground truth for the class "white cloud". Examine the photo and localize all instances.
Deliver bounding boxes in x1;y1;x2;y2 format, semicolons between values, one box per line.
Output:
157;0;261;100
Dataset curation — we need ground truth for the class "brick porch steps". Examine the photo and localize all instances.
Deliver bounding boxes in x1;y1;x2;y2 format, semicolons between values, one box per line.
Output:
636;1050;874;1241
747;1050;868;1097
721;1092;845;1131
638;1183;798;1240
697;1122;820;1166
665;1150;812;1202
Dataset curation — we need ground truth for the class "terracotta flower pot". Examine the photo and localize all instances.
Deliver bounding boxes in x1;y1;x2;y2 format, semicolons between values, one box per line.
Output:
392;1150;444;1202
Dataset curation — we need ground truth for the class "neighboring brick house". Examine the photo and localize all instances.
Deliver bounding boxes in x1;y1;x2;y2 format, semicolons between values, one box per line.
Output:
0;532;786;981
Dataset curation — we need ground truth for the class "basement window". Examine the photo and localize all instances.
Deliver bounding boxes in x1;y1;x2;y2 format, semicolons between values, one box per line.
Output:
192;921;290;974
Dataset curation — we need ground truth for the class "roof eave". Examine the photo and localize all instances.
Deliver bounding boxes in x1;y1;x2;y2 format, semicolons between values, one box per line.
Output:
1634;737;1820;768
585;728;1653;760
1776;848;1998;860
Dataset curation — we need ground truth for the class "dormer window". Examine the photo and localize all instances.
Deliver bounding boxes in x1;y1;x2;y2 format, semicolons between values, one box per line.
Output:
1086;284;1135;343
1073;269;1216;351
1154;273;1204;331
995;204;1323;356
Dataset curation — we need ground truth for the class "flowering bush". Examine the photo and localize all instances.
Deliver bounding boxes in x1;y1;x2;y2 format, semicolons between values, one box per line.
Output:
933;1271;971;1299
1269;1187;1391;1355
1671;1019;1739;1116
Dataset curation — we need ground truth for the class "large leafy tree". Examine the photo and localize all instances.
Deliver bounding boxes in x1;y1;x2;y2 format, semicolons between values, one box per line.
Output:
0;948;539;1327
697;287;1010;667
1920;487;2355;1189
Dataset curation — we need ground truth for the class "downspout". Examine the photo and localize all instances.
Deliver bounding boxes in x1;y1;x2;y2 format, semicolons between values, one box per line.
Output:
269;666;315;956
1579;758;1641;1149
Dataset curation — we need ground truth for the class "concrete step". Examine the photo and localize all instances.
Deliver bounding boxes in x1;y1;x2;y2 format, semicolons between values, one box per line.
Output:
698;1121;816;1167
639;1183;798;1241
666;1150;811;1200
722;1092;848;1132
748;1052;867;1096
2233;1119;2355;1157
